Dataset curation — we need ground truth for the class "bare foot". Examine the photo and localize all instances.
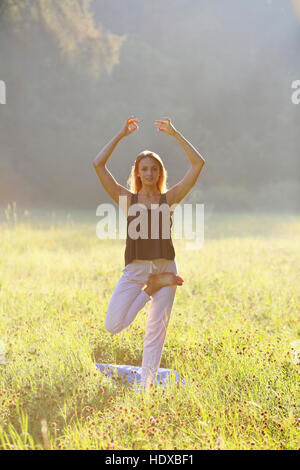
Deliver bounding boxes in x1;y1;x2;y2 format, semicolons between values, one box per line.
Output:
143;272;184;296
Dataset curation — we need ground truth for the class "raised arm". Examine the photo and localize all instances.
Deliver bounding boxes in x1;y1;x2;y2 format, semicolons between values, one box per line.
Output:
92;116;139;209
155;117;205;206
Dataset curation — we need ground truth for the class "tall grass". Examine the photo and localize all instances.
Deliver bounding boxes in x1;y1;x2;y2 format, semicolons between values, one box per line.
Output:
0;207;299;449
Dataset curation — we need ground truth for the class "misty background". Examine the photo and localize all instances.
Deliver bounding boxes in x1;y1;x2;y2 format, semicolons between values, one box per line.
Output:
0;0;300;214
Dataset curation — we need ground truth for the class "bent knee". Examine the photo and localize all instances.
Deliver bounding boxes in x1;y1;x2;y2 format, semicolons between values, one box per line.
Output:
105;317;122;335
105;320;117;334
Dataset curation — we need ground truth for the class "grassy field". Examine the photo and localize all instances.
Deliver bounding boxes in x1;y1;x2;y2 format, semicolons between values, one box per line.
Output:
0;208;299;450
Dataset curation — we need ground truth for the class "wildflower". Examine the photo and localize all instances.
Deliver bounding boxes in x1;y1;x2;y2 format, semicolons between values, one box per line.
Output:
216;436;223;449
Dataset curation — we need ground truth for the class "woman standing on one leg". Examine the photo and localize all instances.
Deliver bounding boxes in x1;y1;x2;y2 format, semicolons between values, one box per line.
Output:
93;116;205;390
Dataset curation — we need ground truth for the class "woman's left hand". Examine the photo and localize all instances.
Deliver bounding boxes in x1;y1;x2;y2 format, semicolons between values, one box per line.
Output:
154;117;178;137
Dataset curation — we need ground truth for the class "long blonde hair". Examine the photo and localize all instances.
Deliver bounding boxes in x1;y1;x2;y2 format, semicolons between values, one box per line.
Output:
127;150;168;194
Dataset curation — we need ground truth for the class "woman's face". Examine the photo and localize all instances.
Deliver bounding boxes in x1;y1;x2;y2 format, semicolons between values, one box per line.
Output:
137;157;160;188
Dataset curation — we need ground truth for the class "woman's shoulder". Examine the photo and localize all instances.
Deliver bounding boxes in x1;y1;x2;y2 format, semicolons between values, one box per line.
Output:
116;187;135;217
118;187;135;204
161;192;170;205
118;186;133;198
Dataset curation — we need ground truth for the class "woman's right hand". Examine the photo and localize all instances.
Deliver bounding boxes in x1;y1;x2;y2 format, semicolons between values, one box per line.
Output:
119;116;139;138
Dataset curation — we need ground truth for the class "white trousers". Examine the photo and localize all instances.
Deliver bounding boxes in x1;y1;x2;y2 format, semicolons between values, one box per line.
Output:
105;258;178;388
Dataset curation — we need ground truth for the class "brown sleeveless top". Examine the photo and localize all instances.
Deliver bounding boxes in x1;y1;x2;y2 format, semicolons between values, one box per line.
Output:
124;192;176;266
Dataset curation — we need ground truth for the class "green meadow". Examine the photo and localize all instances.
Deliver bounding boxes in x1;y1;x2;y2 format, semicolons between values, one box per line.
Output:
0;208;299;450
